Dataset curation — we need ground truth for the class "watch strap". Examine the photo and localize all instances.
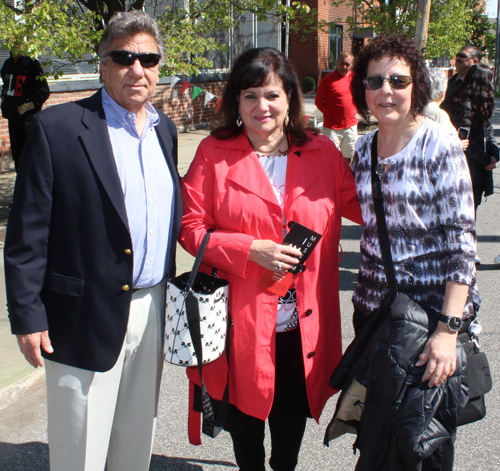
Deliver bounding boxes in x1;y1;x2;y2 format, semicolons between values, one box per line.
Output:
438;313;463;331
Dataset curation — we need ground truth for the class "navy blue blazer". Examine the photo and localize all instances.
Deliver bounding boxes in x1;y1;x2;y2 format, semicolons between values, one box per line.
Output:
4;89;182;372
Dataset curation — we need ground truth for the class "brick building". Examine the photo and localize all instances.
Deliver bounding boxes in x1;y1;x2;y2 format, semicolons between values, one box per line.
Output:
290;0;359;87
0;2;361;169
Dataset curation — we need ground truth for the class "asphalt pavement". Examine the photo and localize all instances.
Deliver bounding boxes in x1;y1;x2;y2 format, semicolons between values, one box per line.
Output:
0;98;499;470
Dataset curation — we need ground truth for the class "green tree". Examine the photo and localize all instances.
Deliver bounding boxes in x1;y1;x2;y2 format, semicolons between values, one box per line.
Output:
0;0;311;78
343;0;490;59
0;0;100;78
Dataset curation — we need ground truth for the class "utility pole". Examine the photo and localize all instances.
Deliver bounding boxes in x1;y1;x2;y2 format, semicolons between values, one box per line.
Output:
495;0;500;91
414;0;432;52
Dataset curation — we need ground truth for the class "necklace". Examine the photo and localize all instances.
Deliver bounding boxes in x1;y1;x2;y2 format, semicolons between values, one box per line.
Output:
375;157;393;176
249;134;288;158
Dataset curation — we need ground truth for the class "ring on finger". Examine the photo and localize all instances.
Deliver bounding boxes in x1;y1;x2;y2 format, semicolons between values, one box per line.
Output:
274;262;283;271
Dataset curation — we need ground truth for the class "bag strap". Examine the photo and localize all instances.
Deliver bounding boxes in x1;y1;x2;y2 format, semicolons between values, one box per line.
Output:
186;228;214;289
370;132;398;299
185;228;230;438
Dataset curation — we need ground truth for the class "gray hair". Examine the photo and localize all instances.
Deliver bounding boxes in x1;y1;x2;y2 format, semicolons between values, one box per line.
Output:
428;68;448;102
98;11;165;67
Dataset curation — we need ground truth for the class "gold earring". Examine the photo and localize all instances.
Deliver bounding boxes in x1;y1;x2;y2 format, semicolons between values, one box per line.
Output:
284;112;290;127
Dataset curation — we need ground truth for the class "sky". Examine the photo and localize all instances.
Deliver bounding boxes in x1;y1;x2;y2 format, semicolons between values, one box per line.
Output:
486;0;497;18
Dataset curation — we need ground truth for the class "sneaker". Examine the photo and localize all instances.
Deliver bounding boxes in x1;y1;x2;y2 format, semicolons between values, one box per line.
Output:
494;254;500;264
475;255;481;265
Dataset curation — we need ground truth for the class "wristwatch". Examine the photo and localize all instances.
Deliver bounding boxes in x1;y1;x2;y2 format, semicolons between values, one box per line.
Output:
438;313;463;332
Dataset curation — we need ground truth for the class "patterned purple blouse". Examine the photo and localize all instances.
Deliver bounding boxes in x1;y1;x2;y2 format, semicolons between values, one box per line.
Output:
351;118;480;319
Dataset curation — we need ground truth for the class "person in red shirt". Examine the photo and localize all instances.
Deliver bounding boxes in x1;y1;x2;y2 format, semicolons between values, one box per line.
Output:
315;52;358;162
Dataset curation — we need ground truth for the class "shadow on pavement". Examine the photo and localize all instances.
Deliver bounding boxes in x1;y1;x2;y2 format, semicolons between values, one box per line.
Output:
150;454;237;470
0;441;49;470
0;442;238;471
341;224;363;240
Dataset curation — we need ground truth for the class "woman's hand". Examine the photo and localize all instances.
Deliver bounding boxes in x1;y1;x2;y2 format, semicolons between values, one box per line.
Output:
459;139;469;151
249;239;301;272
416;324;458;388
485;156;497;170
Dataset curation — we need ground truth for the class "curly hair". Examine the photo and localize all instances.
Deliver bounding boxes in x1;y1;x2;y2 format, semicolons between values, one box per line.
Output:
444;63;495;125
211;47;316;146
351;35;431;123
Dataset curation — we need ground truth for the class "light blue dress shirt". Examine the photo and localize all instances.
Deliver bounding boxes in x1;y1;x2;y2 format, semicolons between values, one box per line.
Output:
102;87;174;288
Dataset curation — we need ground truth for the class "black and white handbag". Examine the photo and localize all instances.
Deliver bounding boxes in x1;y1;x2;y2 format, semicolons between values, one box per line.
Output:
164;229;229;367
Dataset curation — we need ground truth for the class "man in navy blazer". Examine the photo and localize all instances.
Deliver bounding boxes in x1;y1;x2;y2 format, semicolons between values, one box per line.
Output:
4;11;181;471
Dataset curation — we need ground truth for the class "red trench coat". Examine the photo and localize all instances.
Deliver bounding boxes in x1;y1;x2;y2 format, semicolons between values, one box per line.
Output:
180;131;362;429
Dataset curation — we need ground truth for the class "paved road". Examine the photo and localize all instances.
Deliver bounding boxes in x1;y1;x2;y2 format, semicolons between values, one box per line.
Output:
1;100;499;470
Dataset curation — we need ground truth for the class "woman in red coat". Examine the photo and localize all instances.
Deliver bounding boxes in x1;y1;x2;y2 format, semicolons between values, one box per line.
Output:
180;47;362;470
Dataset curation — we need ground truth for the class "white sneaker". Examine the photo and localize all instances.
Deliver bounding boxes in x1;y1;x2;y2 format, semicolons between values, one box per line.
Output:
494;254;500;264
475;255;481;265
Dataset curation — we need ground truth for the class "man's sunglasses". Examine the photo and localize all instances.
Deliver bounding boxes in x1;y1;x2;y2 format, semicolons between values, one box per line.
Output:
363;75;413;90
107;51;161;68
455;52;470;60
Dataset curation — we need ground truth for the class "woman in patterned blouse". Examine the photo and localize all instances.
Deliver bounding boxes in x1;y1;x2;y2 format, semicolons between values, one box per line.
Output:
349;35;479;470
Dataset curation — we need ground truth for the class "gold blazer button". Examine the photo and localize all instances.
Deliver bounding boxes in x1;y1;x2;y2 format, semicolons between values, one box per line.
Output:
122;285;130;291
124;249;132;254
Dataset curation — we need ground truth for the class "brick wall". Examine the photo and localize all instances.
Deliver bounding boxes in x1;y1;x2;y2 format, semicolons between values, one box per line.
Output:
290;0;356;88
0;79;224;171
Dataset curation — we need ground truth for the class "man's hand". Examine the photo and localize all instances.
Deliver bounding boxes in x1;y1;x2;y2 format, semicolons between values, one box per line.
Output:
17;331;53;368
17;102;34;115
416;325;458;388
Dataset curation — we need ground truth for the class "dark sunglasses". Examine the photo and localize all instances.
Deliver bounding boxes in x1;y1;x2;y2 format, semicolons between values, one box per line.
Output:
107;50;161;68
455;52;470;60
363;75;413;90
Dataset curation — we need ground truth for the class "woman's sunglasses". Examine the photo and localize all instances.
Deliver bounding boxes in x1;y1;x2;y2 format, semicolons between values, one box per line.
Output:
107;51;161;68
363;75;413;90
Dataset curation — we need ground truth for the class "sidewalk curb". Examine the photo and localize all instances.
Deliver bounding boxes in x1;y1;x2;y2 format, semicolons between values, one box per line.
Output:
0;368;45;412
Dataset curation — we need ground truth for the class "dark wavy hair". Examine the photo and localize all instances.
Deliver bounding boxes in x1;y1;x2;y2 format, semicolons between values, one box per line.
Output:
211;47;316;146
351;35;431;123
444;63;495;125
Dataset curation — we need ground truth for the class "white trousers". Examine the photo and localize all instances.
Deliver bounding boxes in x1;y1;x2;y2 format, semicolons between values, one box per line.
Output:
45;281;165;471
322;124;358;161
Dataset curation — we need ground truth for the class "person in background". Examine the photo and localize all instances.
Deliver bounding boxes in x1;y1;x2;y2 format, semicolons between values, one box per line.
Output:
334;34;478;470
4;11;182;471
424;68;457;133
443;45;481;103
442;63;498;260
315;51;358;163
180;47;362;471
1;50;50;170
443;63;499;264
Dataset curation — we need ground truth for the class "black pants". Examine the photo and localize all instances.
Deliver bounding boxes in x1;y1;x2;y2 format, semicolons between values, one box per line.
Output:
8;117;31;171
224;327;310;471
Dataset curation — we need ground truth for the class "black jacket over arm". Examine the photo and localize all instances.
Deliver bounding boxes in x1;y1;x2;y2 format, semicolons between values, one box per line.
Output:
4;89;182;372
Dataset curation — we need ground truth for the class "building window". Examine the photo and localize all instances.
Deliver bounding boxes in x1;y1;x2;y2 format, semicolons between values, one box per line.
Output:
328;25;343;70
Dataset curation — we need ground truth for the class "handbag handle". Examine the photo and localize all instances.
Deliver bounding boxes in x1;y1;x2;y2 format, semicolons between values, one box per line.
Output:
184;228;230;437
186;228;215;290
370;132;398;299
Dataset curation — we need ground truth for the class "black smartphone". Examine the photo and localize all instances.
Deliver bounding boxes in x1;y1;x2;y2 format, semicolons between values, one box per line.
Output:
458;127;470;140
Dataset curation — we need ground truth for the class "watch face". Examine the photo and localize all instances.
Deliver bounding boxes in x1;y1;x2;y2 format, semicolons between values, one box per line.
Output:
448;317;462;331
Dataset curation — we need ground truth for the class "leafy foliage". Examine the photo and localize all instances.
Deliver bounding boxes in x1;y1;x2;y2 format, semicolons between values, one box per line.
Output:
0;0;311;78
0;0;100;79
341;0;490;59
